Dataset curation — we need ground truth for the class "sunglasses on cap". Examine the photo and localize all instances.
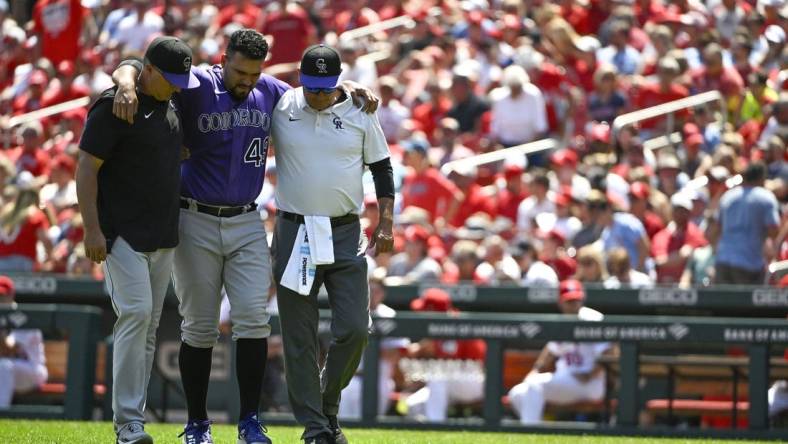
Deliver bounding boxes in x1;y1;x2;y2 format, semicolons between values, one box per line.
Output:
304;86;338;94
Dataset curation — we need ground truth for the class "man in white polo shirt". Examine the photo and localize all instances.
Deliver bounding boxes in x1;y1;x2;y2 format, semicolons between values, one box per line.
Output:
270;44;394;444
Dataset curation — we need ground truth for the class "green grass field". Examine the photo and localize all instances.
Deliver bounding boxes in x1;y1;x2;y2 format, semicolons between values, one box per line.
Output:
0;420;771;444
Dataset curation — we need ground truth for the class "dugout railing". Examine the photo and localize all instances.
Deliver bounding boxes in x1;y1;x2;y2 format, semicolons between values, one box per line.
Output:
611;90;726;143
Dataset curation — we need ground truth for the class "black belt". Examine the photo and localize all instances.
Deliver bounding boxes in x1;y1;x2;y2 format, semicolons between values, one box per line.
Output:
180;198;257;218
277;210;358;227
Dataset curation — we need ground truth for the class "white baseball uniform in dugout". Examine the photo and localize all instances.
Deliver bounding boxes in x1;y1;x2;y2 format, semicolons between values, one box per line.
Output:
507;306;611;424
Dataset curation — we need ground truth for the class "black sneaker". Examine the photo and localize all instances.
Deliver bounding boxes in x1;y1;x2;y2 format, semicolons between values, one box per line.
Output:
326;415;347;444
304;432;334;444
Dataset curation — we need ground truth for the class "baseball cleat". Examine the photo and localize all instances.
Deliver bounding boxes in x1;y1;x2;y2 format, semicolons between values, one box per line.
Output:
116;422;153;444
238;413;273;444
327;415;348;444
179;419;213;444
304;432;334;444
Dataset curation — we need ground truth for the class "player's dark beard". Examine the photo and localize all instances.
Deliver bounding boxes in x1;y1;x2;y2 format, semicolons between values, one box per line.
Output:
230;87;251;100
230;85;252;100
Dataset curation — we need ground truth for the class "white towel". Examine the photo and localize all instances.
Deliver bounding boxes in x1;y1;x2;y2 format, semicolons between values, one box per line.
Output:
281;216;335;296
281;225;316;295
305;216;334;264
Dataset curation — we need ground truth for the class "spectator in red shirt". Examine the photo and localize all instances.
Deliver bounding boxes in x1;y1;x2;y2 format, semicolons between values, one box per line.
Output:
550;149;591;202
628;181;665;240
400;140;463;229
561;0;593;35
387;225;443;283
635;0;668;27
442;240;483;284
48;107;87;156
403;288;486;422
41;61;90;108
448;165;496;228
0;172;52;272
411;82;452;143
5;122;51;178
12;70;48;115
32;0;90;66
691;43;744;112
634;57;689;132
209;0;261;36
333;0;380;35
0;29;28;91
261;0;317;67
496;164;528;223
652;193;709;284
540;229;577;281
40;154;77;216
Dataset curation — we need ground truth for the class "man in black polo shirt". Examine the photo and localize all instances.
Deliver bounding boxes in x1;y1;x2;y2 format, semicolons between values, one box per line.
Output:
76;36;199;444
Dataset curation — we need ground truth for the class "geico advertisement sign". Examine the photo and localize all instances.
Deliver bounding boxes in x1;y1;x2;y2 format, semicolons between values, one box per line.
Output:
752;289;788;307
638;288;698;306
12;276;58;294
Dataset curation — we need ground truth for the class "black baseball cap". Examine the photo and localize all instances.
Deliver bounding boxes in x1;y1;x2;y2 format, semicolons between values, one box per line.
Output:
299;44;342;89
144;36;199;90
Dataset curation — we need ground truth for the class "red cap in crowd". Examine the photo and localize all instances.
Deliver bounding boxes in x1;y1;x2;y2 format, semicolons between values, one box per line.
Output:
468;10;485;25
539;228;567;246
683;122;700;136
29;70;47;86
554;192;571;207
559;279;585;302
550;149;578;168
685;133;704;149
405;225;430;244
81;48;101;66
589;123;611;144
502;14;522;31
0;276;15;297
411;288;453;312
51;154;76;175
58;60;76;77
503;163;524;179
629;182;650;200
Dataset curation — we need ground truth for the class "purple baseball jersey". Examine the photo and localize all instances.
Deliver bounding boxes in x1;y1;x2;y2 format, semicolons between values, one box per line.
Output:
176;65;290;206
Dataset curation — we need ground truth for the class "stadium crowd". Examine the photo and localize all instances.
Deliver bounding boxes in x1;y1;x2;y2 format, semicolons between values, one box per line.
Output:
0;0;786;288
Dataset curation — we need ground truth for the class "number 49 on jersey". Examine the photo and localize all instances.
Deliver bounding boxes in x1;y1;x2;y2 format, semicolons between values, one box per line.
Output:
243;137;269;168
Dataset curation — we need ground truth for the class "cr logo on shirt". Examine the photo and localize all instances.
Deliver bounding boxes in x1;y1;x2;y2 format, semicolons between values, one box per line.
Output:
332;116;343;130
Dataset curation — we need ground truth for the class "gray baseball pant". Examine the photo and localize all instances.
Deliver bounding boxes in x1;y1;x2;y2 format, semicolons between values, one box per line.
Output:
103;237;174;430
173;208;272;348
272;216;369;440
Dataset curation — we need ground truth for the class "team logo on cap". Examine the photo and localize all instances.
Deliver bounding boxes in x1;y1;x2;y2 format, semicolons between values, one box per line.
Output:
183;56;191;70
316;58;328;74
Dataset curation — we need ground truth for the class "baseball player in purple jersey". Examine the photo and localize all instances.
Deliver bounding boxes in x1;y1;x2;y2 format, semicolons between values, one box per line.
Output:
111;29;377;444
